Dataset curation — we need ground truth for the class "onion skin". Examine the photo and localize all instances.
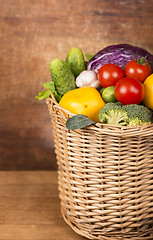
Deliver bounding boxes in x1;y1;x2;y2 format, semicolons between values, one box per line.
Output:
86;44;153;73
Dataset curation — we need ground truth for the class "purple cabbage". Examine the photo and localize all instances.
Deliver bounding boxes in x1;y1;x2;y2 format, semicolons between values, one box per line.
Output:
86;44;153;73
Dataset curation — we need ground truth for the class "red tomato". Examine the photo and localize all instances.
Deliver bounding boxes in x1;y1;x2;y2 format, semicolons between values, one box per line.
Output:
114;78;145;105
98;63;124;88
124;60;151;83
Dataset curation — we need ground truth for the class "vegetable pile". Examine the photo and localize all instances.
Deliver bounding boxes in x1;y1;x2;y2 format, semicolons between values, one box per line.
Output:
36;44;153;130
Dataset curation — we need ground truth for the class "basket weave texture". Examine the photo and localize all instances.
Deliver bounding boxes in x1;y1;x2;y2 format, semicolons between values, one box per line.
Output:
47;94;153;240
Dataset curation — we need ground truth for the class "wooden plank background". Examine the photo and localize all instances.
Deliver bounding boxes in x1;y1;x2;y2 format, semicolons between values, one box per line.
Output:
1;0;153;170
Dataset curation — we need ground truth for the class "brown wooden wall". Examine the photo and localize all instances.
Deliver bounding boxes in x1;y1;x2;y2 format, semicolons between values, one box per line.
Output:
1;0;153;170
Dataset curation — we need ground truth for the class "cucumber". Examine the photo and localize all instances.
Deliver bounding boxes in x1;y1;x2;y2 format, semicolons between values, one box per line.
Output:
66;47;86;78
49;58;76;97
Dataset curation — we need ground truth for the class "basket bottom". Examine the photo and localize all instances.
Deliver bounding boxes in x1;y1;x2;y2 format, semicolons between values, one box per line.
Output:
61;208;153;240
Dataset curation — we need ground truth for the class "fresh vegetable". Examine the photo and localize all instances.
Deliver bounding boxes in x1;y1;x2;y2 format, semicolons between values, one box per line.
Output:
66;103;153;129
101;86;117;103
66;47;86;78
36;44;153;129
76;70;100;88
99;102;153;127
99;102;129;126
99;87;105;95
49;58;76;97
143;74;153;110
122;104;153;126
87;44;153;73
85;52;94;62
124;56;152;83
35;81;61;102
98;63;124;87
66;114;95;130
59;86;105;122
114;78;145;105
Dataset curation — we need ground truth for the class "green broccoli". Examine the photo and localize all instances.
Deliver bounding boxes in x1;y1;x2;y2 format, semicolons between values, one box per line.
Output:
99;102;129;126
99;102;153;127
122;104;153;127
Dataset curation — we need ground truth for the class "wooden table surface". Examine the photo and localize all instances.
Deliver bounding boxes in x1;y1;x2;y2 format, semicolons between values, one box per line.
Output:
0;171;86;240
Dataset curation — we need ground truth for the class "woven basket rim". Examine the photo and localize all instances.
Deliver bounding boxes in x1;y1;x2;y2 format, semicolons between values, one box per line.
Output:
46;94;153;137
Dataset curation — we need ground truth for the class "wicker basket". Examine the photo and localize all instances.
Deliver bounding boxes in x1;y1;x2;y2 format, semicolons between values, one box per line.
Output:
46;94;153;240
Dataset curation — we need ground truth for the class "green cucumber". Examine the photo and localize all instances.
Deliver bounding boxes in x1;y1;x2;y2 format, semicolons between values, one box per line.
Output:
49;58;76;97
66;47;86;78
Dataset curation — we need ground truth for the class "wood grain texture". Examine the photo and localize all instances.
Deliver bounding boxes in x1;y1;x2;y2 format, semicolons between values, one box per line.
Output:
1;0;153;170
0;171;86;240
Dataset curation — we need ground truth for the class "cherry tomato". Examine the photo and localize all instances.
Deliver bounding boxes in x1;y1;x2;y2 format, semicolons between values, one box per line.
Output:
124;60;151;83
98;63;124;88
114;78;145;105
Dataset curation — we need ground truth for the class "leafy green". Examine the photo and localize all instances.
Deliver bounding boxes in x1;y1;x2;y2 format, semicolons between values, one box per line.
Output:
66;114;95;130
35;81;61;102
85;52;94;62
43;81;55;90
135;53;149;66
35;89;52;101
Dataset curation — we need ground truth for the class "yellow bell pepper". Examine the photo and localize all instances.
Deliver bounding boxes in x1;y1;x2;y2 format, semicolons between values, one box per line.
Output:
59;86;105;122
143;74;153;110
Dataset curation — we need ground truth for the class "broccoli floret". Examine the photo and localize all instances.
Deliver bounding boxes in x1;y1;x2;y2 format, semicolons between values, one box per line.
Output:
122;104;153;127
99;103;153;127
99;102;129;126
